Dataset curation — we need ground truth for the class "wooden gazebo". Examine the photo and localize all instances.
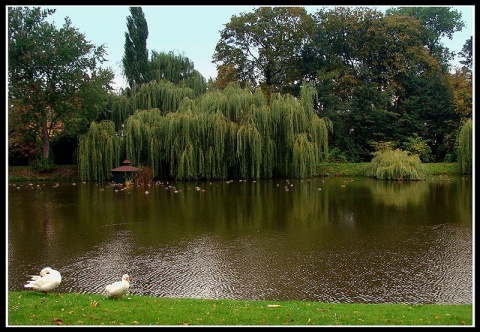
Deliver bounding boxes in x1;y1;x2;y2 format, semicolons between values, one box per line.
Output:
111;159;139;184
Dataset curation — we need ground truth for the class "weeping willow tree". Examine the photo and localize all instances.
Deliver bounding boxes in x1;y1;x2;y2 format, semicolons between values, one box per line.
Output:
223;83;265;123
301;81;333;162
457;118;472;174
197;90;230;118
270;94;301;176
77;120;123;182
252;104;276;178
107;51;206;129
78;80;332;181
149;50;207;96
124;109;159;167
200;110;238;179
126;108;170;178
237;114;263;179
125;84;331;180
163;109;201;179
267;83;331;178
292;133;318;178
131;80;197;114
109;93;134;129
158;103;238;180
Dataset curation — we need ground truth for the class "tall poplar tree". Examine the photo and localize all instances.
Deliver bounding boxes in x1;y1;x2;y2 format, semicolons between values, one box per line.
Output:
122;6;150;91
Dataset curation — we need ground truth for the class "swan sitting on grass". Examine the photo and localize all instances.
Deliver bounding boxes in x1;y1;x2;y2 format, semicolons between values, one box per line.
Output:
24;267;62;295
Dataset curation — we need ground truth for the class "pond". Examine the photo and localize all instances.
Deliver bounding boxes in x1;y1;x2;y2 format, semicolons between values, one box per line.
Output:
7;175;473;304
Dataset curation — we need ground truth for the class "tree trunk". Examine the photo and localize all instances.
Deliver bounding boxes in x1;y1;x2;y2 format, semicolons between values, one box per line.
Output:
42;122;49;160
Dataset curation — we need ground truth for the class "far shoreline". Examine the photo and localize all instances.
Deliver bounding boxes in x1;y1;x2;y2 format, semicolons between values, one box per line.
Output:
8;162;463;183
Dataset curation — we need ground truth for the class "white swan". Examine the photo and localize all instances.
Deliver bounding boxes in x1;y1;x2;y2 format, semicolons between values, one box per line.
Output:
24;267;62;294
105;274;130;298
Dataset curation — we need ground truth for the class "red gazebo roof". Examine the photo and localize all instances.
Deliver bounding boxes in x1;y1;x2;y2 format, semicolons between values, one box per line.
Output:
111;159;139;172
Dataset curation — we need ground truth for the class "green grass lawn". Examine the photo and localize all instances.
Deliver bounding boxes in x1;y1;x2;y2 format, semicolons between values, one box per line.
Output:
7;291;472;326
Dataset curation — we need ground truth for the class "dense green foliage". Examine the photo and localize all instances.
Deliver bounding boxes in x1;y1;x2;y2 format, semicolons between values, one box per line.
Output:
8;6;472;177
212;6;470;164
213;7;314;99
8;291;472;326
304;7;464;162
8;6;113;166
385;7;465;69
458;37;473;70
401;134;432;162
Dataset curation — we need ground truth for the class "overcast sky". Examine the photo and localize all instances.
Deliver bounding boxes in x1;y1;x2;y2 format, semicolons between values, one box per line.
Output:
35;5;475;90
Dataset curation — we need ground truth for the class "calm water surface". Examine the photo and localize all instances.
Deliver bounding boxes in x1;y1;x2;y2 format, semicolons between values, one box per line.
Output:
7;176;473;304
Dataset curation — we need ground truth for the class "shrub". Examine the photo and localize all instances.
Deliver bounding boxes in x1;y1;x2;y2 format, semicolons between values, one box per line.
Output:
30;157;54;173
402;134;432;162
327;147;348;163
364;149;428;181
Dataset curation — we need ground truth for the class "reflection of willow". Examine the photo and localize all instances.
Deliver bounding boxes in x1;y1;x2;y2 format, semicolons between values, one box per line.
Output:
369;180;429;207
78;82;332;181
281;180;329;230
457;177;473;226
42;201;57;245
153;179;332;235
444;177;472;227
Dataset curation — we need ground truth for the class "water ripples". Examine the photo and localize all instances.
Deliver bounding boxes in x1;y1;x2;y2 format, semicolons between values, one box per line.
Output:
45;223;472;305
8;178;472;304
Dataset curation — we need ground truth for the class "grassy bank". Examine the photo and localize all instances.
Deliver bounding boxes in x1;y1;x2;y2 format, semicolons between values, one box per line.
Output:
8;165;79;182
316;162;461;177
7;291;472;326
8;162;462;182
